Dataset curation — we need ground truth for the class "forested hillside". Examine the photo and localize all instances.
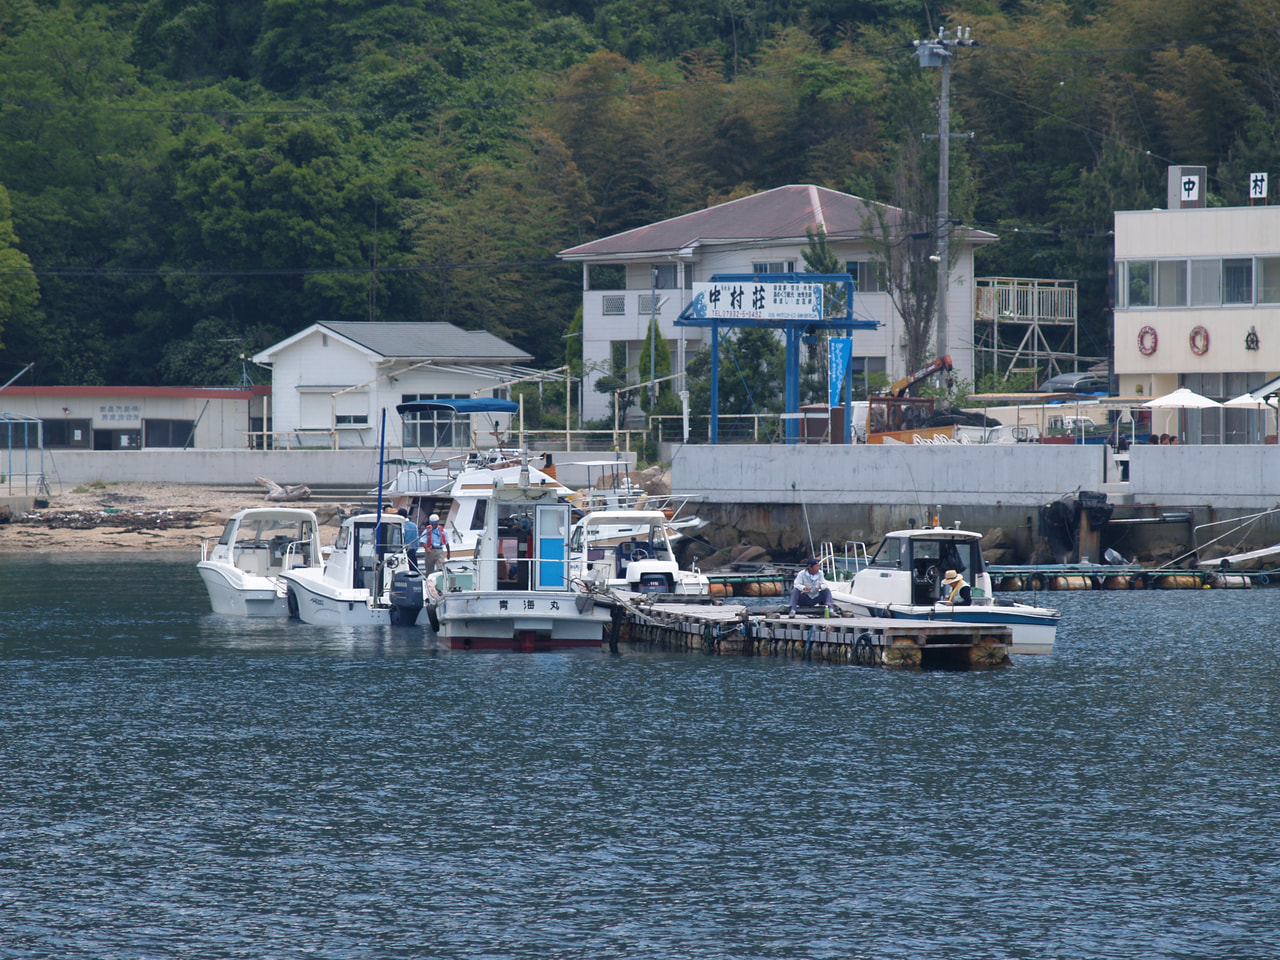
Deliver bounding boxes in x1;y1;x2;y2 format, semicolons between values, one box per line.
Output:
0;0;1276;388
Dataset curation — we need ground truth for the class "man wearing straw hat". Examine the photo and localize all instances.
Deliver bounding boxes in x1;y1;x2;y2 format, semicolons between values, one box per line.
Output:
941;569;971;606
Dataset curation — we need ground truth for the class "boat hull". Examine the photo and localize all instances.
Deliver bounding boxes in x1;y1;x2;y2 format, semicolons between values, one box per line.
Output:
280;572;393;626
434;590;612;651
197;562;287;617
835;597;1057;655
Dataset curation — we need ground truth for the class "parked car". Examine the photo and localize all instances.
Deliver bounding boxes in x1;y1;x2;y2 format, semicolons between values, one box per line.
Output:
1038;372;1109;394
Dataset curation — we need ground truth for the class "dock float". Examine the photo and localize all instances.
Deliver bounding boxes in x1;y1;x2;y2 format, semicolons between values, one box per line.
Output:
616;601;1013;669
987;564;1260;591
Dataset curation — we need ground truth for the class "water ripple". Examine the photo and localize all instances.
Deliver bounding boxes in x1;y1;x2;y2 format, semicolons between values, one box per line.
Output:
1;559;1279;957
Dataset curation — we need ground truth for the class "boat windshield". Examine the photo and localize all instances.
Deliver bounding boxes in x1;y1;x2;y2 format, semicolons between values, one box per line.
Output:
867;535;985;576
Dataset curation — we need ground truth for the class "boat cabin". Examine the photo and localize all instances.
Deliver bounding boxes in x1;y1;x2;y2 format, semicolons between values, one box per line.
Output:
324;513;410;593
439;479;573;594
208;508;320;577
858;528;990;605
570;510;683;593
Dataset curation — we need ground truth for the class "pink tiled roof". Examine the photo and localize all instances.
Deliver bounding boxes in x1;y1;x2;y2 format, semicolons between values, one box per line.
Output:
558;184;996;260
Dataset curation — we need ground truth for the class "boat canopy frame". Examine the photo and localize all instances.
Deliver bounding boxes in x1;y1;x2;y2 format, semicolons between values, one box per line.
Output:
674;273;879;444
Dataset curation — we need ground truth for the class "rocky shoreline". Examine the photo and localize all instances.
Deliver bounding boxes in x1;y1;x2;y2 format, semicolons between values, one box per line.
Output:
0;482;354;554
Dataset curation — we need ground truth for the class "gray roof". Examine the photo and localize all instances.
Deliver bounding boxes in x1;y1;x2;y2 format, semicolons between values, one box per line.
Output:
321;322;531;363
558;184;997;260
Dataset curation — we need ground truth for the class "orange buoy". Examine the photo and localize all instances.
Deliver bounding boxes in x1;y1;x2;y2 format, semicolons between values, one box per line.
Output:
1050;576;1092;590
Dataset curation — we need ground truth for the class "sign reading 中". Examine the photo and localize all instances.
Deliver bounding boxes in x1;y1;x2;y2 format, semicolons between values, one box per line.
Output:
689;282;823;321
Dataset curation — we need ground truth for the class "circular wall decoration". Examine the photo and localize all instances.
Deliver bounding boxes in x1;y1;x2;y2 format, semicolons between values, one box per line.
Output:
1189;325;1210;356
1138;325;1158;356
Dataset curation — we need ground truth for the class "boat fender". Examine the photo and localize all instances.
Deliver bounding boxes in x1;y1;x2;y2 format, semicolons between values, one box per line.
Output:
286;587;300;620
426;603;440;633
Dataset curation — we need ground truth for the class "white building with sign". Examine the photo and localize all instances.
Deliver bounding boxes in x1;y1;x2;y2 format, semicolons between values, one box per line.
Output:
1114;166;1280;442
558;184;995;423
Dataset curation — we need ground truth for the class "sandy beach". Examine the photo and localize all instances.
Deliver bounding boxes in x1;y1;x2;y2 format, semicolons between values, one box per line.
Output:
0;482;354;554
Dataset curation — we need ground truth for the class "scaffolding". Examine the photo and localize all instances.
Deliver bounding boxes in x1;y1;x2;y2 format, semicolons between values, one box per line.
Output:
1;413;51;498
974;278;1093;383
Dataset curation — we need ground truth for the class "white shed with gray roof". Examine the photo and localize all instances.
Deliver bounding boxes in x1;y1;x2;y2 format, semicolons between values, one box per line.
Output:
253;322;536;451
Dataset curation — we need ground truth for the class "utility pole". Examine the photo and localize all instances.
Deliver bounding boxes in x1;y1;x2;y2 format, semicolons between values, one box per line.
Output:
914;26;976;363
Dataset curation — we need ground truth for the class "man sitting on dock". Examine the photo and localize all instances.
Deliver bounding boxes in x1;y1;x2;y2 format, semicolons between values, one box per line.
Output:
790;558;832;615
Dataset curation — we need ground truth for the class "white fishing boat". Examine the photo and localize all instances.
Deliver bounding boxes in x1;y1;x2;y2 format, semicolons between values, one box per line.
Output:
197;507;322;616
829;524;1060;655
279;409;424;627
280;511;424;626
568;509;709;596
425;465;614;651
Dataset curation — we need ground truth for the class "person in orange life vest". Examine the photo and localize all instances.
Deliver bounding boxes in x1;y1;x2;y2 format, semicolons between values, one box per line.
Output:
421;513;450;573
942;569;971;605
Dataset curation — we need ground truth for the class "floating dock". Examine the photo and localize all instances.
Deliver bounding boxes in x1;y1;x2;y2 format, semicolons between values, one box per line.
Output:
614;600;1013;669
986;564;1260;591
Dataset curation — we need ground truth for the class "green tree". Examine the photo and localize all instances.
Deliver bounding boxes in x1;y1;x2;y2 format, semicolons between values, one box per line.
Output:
685;327;784;427
638;316;679;415
0;183;39;352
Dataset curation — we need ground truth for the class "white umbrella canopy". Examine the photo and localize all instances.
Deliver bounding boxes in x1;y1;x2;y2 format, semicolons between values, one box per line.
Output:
1143;387;1222;409
1224;392;1271;408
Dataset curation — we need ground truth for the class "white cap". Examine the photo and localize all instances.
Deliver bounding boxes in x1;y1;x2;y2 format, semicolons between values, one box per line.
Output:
429;513;440;522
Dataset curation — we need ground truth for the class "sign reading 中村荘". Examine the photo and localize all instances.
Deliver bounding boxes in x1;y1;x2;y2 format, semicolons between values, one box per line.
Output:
689;281;823;321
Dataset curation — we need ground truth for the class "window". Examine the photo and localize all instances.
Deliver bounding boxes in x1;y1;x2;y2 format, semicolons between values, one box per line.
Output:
143;419;196;448
2;420;40;449
1223;258;1253;304
846;261;886;294
1189;260;1220;306
401;394;471;448
1156;260;1187;306
648;264;677;289
848;356;887;397
1127;261;1154;307
752;261;795;275
43;419;91;448
1258;258;1280;303
601;295;626;315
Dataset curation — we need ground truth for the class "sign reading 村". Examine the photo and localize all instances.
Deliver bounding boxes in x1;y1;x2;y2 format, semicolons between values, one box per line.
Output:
688;281;823;321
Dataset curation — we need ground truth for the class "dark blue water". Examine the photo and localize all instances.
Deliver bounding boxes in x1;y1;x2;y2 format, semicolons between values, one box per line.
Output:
2;553;1278;959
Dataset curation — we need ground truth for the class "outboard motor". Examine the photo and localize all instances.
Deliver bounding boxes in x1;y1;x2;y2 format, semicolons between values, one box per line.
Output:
389;570;424;626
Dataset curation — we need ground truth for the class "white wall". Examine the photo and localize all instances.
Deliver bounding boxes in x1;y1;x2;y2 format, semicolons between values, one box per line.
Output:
672;442;1280;510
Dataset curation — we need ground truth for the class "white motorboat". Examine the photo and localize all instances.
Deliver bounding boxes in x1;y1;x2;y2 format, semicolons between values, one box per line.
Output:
280;511;424;626
829;525;1060;655
425;465;614;651
280;409;424;627
197;507;322;617
568;509;709;596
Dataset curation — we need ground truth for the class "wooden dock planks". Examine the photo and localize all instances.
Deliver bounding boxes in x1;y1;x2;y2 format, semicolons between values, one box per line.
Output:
618;601;1012;669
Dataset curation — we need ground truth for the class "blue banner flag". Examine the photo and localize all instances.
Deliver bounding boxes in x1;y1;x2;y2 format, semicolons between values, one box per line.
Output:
828;338;852;407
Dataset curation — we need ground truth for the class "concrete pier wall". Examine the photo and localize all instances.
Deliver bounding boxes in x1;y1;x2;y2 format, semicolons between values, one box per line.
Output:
670;444;1280;564
23;449;634;492
671;443;1280;509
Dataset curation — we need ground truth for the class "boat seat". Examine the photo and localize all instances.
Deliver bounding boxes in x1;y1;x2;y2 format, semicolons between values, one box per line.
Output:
236;546;271;577
616;540;649;578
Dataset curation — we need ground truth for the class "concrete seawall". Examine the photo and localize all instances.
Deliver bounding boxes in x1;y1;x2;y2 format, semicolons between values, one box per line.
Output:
670;444;1280;564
